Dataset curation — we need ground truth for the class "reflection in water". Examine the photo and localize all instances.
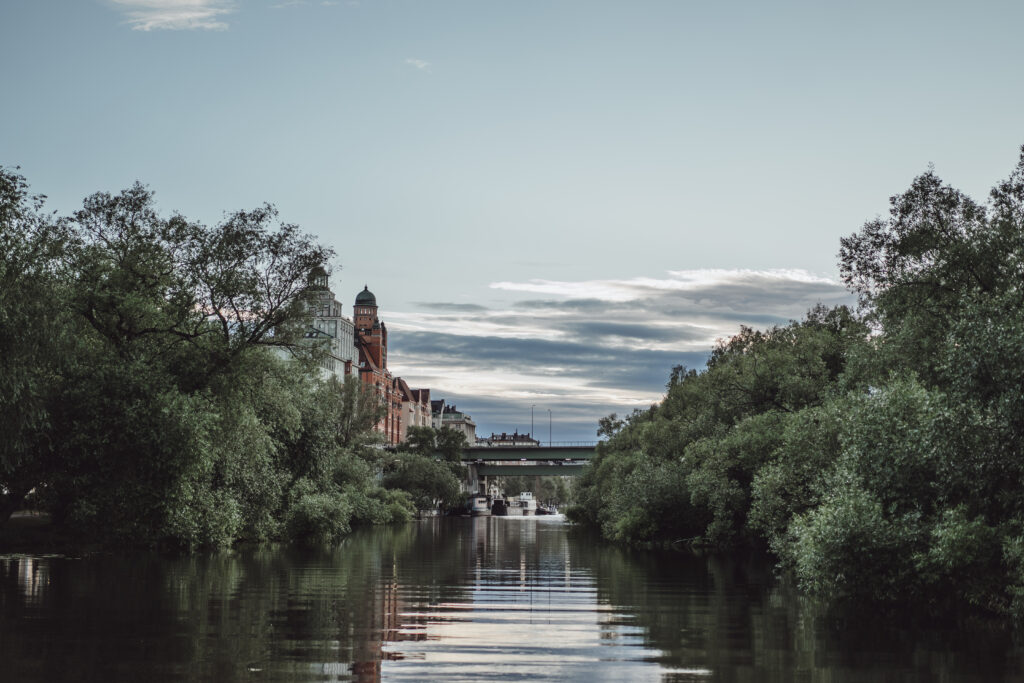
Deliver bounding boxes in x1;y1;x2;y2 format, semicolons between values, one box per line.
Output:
1;518;1023;681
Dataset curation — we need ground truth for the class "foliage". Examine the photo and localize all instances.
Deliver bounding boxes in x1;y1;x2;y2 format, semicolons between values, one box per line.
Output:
400;425;466;475
786;478;919;602
572;306;867;547
0;168;70;523
382;451;462;510
572;146;1024;617
0;171;421;549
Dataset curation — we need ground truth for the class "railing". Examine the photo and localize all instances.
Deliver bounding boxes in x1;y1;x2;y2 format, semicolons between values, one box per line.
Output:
472;441;599;448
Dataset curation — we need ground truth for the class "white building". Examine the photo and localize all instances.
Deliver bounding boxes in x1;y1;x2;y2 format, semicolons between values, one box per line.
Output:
398;380;431;443
293;267;359;380
431;400;477;445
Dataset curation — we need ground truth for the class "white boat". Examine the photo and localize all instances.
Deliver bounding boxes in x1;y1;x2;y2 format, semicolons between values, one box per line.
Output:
516;491;537;516
467;494;491;516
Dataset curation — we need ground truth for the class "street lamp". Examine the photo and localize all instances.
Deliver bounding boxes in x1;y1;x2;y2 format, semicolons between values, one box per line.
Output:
531;404;535;442
548;409;552;447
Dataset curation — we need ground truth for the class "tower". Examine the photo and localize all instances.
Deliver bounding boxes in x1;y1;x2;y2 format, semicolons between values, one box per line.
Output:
298;266;357;378
354;285;386;369
353;285;377;332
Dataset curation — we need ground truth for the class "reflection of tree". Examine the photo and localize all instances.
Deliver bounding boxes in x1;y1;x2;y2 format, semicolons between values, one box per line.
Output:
3;525;1022;682
573;534;1021;682
0;524;476;682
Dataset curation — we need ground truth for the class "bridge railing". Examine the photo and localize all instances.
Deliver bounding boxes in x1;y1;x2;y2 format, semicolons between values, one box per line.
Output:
472;441;599;448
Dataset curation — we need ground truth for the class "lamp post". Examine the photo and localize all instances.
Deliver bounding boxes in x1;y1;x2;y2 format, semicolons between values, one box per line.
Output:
531;404;535;442
548;409;552;447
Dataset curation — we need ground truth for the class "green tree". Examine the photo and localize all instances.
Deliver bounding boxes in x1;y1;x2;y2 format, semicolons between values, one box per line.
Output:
382;453;462;511
0;168;70;524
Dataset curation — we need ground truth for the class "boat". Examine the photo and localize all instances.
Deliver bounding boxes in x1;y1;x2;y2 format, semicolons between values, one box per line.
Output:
516;491;537;516
491;496;509;516
467;494;491;516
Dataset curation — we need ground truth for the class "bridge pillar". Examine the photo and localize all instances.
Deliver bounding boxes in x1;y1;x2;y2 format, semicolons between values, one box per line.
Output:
465;462;480;494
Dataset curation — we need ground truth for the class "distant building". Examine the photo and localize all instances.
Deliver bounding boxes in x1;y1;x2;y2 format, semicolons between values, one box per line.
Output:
354;285;403;445
398;381;431;443
431;400;477;445
477;431;540;447
285;267;358;380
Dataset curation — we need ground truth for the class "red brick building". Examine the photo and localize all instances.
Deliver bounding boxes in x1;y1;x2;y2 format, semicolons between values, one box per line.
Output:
354;286;403;444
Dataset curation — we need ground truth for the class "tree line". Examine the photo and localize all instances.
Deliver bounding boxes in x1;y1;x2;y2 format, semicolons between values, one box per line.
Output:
570;146;1024;618
0;169;464;549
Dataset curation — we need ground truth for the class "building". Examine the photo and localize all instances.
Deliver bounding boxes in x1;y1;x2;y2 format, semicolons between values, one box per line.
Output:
477;431;540;447
431;401;477;445
354;285;404;445
398;382;431;443
282;267;358;380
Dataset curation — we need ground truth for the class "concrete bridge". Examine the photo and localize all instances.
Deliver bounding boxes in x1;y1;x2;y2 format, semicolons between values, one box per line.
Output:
459;443;597;478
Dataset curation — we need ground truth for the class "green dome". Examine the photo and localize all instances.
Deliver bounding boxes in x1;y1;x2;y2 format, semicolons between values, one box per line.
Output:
355;285;376;306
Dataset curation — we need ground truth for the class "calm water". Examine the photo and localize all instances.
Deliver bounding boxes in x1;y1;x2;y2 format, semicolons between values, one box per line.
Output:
2;516;1023;682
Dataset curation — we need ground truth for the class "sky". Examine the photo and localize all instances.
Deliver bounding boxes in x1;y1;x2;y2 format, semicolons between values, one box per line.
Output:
3;1;1024;440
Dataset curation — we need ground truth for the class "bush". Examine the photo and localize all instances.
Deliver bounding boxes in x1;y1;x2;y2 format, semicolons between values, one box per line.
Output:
916;505;1003;609
382;453;462;510
786;479;920;602
347;487;415;525
284;479;353;544
749;402;846;547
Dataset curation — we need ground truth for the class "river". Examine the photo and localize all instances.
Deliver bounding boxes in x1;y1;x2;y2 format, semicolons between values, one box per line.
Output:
2;516;1023;681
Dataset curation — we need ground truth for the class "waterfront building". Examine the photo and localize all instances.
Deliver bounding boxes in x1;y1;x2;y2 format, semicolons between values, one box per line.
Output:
280;267;358;380
398;381;431;443
431;401;477;445
354;285;403;445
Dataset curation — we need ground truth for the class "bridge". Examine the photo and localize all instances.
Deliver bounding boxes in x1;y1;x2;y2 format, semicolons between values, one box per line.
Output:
458;443;597;478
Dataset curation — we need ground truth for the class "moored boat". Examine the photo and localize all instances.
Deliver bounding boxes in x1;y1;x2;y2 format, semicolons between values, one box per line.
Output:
467;494;491;516
516;491;537;516
491;496;508;515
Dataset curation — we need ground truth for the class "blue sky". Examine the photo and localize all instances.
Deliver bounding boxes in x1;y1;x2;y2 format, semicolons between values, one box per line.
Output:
3;1;1023;439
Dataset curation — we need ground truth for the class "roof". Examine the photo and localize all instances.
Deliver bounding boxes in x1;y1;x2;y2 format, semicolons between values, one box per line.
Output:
355;285;376;306
306;266;329;290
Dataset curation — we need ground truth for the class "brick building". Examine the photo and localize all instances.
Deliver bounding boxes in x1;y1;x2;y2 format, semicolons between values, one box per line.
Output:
354;286;404;445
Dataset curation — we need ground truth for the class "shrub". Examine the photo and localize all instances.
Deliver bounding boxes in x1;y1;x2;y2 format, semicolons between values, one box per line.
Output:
786;479;920;602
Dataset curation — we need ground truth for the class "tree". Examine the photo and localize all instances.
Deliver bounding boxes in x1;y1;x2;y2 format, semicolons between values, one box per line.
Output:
382;453;462;511
0;168;70;523
64;184;333;391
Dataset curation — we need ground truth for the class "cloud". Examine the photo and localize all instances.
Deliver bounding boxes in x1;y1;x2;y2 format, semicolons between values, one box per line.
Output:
271;0;307;7
405;58;431;72
381;269;854;440
414;302;490;313
492;269;844;310
108;0;236;30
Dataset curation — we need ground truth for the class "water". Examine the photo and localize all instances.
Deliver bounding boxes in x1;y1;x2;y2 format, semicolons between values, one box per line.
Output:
2;516;1023;682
